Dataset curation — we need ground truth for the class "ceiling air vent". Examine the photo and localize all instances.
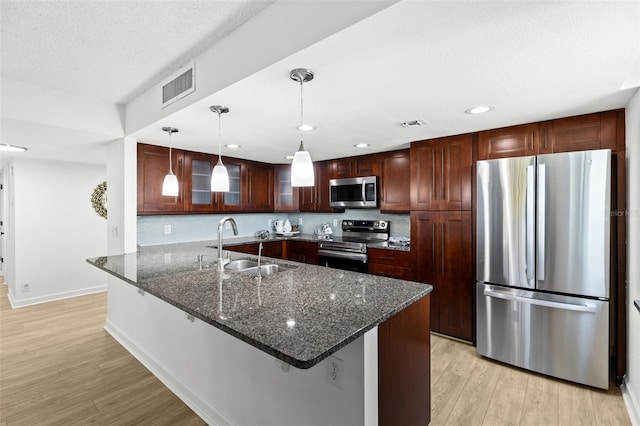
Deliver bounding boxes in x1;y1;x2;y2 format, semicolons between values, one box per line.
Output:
162;61;195;108
400;119;428;128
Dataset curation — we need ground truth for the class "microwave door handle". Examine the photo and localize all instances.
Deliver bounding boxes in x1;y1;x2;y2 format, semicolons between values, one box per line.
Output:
361;182;366;204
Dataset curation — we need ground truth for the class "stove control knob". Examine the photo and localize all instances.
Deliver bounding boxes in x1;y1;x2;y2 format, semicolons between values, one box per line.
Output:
379;222;386;228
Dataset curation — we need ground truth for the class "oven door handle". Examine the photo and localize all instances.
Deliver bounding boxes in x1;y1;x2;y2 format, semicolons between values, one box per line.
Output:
318;249;367;262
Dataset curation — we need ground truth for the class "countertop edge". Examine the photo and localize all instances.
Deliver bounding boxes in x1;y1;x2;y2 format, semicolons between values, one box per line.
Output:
87;250;430;370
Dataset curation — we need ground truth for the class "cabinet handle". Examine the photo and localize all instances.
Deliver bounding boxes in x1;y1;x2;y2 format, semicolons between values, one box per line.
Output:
178;159;183;202
432;153;436;200
530;132;534;151
441;223;445;274
380;256;395;261
544;129;548;150
440;149;445;200
431;223;436;272
247;170;252;205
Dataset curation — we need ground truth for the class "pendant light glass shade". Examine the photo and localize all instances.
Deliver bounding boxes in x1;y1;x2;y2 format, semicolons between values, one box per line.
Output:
211;160;230;192
162;173;179;196
290;68;315;187
161;127;179;196
210;105;230;192
291;141;314;186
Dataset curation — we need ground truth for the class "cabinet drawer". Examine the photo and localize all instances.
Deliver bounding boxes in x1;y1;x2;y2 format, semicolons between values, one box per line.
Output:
368;248;413;280
368;263;414;280
368;248;411;267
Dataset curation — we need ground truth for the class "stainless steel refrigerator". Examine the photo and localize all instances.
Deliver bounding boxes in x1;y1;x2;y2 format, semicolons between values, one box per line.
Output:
476;149;611;389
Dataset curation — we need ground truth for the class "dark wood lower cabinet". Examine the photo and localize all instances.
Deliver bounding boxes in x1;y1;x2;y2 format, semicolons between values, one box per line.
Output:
227;241;282;258
411;211;473;341
368;248;414;280
283;240;319;264
378;294;430;426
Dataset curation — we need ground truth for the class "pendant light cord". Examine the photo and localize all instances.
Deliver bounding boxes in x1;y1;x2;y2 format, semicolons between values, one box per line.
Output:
168;131;174;174
218;111;223;162
300;80;304;137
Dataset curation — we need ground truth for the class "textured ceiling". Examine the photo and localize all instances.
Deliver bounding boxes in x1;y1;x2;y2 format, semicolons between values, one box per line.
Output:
1;1;639;166
0;0;273;104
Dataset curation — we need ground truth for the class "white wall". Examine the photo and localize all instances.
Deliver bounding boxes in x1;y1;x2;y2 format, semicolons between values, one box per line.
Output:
107;137;137;255
624;88;640;424
7;158;108;307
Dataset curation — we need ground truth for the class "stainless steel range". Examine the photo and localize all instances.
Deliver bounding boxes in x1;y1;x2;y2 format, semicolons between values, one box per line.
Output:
318;220;390;273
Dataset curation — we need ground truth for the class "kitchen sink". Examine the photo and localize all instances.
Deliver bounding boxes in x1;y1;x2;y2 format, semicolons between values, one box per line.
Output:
225;259;297;276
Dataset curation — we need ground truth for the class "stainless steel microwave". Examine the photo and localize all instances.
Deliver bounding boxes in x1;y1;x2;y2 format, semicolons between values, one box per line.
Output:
329;176;378;208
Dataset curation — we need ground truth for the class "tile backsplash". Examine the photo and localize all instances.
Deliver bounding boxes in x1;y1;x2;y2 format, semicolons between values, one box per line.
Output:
137;211;410;246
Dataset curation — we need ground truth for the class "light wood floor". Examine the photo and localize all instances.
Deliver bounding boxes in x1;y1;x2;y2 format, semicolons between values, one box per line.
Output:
431;333;631;425
1;285;631;425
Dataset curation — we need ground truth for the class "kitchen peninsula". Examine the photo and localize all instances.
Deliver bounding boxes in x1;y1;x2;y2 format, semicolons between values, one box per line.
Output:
88;239;431;426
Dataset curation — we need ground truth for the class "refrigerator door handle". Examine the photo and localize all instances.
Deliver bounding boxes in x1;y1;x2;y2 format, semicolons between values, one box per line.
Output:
526;165;535;282
537;163;546;281
483;288;598;313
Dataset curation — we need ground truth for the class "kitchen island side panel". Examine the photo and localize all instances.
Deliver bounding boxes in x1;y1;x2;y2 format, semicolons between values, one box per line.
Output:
105;276;372;426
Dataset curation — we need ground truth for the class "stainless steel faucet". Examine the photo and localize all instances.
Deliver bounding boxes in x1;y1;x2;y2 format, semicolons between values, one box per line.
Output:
256;241;263;280
217;216;238;271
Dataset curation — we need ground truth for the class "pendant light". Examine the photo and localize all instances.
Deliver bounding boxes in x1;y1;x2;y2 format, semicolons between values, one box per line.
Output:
210;105;230;192
161;126;179;196
290;68;315;187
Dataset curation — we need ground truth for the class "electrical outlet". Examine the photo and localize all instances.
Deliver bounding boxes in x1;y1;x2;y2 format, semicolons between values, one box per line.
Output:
268;219;273;227
225;221;231;230
298;217;303;225
332;219;338;227
164;224;172;235
22;283;30;292
327;356;344;389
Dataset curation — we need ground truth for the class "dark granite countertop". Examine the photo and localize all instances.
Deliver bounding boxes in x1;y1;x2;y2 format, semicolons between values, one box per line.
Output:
87;240;430;369
219;234;410;252
215;233;322;246
367;241;411;252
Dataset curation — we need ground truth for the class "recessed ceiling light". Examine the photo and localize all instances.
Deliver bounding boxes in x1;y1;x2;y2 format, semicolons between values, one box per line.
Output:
296;124;315;131
225;144;241;149
0;144;28;152
400;119;428;128
465;105;495;115
354;143;370;148
284;155;294;160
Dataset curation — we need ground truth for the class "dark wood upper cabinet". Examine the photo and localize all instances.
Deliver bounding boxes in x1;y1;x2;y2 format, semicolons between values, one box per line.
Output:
299;161;334;212
410;134;473;211
539;111;617;154
137;143;185;213
245;161;273;212
329;153;380;179
478;111;620;160
273;165;299;212
183;151;215;212
379;149;410;212
478;123;540;160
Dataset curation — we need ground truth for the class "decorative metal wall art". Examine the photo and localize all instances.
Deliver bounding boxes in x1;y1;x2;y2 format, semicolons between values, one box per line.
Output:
91;181;107;219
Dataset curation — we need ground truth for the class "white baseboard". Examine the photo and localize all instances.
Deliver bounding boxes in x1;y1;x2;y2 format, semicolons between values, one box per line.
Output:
623;378;640;426
7;285;107;309
104;319;231;426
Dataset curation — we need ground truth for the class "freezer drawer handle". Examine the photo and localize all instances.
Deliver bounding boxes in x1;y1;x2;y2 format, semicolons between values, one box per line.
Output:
483;288;598;313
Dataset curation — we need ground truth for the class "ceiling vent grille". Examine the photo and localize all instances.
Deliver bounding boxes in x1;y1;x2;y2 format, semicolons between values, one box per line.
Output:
162;62;195;108
400;119;428;128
